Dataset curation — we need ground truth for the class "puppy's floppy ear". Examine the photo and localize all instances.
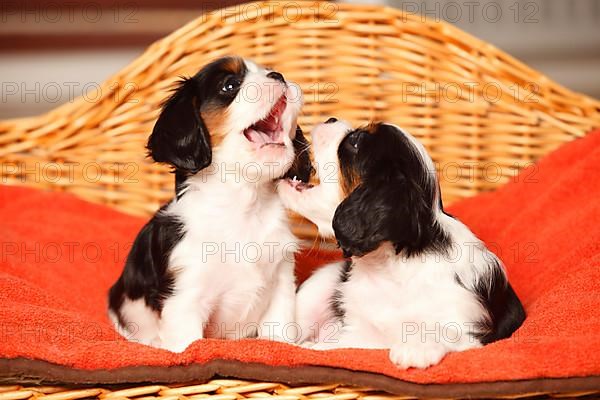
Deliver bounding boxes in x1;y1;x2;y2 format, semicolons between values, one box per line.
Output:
283;125;313;183
332;179;431;258
147;77;212;174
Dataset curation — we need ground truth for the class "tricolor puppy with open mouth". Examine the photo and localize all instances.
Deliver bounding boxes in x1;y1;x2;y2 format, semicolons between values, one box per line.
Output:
108;57;312;352
278;119;525;368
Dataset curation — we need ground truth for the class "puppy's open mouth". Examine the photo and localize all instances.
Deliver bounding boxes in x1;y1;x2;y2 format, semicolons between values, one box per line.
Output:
287;177;314;192
243;95;287;148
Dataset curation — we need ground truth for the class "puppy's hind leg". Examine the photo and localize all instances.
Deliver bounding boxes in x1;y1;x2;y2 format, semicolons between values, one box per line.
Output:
110;298;161;347
296;261;346;344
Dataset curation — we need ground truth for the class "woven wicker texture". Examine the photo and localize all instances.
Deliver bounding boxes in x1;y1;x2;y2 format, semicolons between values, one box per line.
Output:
0;381;599;400
1;1;599;236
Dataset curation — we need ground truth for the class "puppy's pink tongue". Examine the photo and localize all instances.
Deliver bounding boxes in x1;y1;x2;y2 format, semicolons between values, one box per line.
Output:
244;129;268;144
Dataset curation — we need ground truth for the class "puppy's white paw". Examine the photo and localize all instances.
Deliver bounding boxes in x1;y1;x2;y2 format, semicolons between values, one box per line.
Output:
159;335;199;353
160;340;192;353
389;341;447;369
257;334;295;344
299;340;317;349
310;340;342;351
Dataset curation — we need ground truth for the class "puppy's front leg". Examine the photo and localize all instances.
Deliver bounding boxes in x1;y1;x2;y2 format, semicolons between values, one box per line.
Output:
257;260;296;343
159;290;210;353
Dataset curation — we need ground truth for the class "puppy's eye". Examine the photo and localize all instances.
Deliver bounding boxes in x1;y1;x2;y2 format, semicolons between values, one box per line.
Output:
344;131;362;153
221;76;241;93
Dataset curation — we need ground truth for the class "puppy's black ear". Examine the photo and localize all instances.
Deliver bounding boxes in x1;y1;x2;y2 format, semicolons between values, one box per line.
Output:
332;180;432;258
283;125;313;183
147;78;211;174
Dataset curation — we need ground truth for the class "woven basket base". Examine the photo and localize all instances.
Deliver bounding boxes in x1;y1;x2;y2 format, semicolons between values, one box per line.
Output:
1;358;599;400
1;380;599;400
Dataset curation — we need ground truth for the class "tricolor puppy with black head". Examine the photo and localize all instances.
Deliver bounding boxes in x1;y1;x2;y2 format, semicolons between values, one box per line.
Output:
108;57;312;352
278;119;525;368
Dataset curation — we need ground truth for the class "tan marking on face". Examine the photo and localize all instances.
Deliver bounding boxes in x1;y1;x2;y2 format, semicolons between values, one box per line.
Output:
221;56;245;75
338;136;362;198
365;122;380;135
337;123;380;197
200;105;229;147
196;57;246;147
340;165;361;198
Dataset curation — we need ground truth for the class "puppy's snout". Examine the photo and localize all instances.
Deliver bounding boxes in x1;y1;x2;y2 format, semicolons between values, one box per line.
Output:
267;71;285;83
311;119;352;150
313;119;351;136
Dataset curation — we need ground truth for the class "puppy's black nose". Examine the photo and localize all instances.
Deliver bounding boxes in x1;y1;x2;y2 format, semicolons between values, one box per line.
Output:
325;117;338;124
267;71;285;83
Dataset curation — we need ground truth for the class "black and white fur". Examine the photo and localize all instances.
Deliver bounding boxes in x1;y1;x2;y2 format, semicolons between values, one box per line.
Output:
108;57;312;352
278;120;525;368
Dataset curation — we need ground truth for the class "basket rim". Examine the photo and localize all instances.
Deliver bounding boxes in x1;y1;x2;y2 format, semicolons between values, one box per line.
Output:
1;1;599;127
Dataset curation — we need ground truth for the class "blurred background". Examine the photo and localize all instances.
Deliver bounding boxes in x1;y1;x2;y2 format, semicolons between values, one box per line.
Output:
1;0;599;119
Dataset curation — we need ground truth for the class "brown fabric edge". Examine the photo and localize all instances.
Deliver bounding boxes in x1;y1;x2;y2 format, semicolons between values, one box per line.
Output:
0;358;599;398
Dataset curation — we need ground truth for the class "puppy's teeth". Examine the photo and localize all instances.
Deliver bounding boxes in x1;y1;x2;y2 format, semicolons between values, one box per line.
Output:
292;176;298;182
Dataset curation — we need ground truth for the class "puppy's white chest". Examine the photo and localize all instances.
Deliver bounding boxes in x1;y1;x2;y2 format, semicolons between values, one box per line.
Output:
168;188;296;338
342;255;483;349
344;266;407;321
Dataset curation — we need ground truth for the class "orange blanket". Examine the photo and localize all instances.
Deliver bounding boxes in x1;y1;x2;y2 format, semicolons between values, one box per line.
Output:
1;130;599;397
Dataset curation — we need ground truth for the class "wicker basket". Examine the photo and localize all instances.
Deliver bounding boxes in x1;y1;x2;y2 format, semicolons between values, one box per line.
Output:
1;1;600;398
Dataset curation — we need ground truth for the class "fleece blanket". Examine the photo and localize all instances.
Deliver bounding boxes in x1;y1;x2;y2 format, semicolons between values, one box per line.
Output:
0;130;599;398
